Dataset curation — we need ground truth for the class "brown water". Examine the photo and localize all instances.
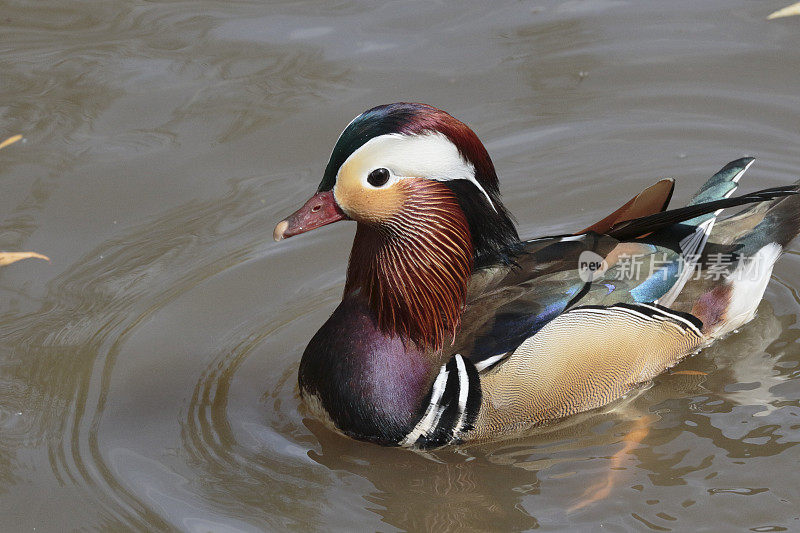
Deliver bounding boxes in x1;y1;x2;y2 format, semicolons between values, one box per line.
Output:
2;1;800;530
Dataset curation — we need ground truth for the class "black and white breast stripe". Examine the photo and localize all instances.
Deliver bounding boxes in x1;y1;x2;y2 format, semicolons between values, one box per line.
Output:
399;354;482;448
576;302;704;337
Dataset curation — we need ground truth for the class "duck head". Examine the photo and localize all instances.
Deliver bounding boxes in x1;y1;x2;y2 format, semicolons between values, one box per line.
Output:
274;103;520;350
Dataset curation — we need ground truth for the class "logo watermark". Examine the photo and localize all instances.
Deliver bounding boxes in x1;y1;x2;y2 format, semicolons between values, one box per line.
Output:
578;252;766;282
578;251;609;282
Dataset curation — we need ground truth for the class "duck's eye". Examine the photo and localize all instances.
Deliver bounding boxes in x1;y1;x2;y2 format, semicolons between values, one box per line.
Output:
367;167;391;187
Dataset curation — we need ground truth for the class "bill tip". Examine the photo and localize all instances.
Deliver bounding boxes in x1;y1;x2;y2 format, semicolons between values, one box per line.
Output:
273;220;288;242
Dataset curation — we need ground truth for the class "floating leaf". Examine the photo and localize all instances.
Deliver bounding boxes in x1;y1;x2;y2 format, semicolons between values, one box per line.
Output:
0;135;23;150
0;252;50;267
767;2;800;19
670;370;708;376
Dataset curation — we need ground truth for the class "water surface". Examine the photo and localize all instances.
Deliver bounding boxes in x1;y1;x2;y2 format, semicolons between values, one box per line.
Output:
2;1;800;530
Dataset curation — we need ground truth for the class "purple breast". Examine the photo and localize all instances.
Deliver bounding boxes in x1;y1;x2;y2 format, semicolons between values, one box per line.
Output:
298;294;434;445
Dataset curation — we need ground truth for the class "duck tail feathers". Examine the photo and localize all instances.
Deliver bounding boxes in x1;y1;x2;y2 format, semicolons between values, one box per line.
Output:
690;178;800;337
698;243;783;338
729;178;800;255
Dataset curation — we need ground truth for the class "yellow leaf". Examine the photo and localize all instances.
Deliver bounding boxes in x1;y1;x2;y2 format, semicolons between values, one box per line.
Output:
0;252;50;267
768;2;800;19
0;135;23;150
670;370;708;376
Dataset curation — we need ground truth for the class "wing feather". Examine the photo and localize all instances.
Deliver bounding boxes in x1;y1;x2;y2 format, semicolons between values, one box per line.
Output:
466;302;705;438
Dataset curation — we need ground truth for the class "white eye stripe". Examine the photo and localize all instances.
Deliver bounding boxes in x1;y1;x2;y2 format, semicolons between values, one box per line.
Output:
337;132;497;211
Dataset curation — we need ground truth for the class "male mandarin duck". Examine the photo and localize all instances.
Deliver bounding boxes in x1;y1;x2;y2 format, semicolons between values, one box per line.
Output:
273;103;800;448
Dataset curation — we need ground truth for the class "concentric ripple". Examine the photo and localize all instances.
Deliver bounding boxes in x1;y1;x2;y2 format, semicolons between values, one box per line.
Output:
2;0;800;531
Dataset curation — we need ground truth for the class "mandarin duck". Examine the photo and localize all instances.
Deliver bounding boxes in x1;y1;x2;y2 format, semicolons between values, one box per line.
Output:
273;103;800;448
